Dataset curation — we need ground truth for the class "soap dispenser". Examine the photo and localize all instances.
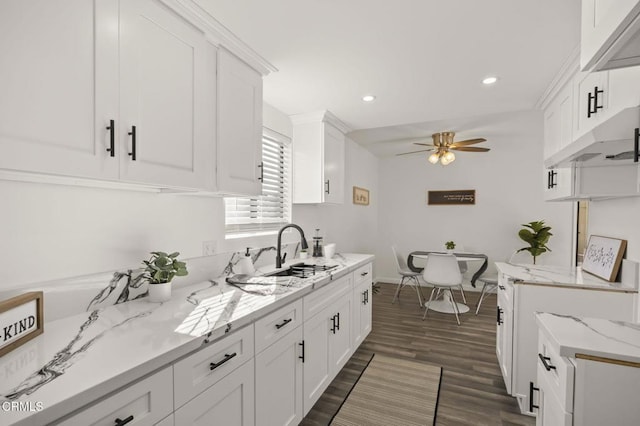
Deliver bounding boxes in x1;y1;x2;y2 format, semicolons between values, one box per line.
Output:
236;247;255;275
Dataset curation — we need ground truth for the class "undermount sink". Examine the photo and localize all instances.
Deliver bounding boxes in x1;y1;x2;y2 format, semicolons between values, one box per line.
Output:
266;262;338;278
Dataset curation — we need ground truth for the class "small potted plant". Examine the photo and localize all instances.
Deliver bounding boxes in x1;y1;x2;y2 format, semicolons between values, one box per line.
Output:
517;221;552;265
299;248;309;259
142;251;188;302
445;241;456;254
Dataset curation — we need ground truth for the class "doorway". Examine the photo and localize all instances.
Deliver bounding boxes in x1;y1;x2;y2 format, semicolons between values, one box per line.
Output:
575;200;589;265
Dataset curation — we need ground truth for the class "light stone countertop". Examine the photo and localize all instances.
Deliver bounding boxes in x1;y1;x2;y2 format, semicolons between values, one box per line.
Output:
0;253;374;426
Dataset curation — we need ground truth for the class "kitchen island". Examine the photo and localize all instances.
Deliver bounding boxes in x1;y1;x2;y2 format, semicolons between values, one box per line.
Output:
0;253;373;426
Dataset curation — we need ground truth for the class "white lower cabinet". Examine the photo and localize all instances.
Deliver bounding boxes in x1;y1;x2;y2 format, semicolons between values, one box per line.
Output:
535;380;572;426
174;360;255;426
255;326;304;426
352;264;372;347
58;367;173;426
495;280;513;394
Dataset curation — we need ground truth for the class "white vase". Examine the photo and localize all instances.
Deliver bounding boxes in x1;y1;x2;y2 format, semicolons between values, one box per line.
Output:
446;249;455;254
148;282;172;302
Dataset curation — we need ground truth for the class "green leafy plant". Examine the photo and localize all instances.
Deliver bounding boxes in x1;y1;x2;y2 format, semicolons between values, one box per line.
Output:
142;251;188;284
445;241;456;250
517;221;553;264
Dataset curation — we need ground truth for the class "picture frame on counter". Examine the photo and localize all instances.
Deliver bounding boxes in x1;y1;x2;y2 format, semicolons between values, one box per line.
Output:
582;235;627;282
0;292;44;357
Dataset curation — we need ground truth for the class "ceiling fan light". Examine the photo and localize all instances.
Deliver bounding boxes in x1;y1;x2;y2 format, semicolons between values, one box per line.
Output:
440;156;450;165
428;153;439;164
443;150;455;162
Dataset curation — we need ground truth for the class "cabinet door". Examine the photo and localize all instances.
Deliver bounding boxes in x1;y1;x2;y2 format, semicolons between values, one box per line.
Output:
496;284;513;394
175;360;255;426
119;0;215;189
329;296;353;373
535;384;573;426
217;48;263;196
581;0;640;70
352;279;372;347
255;326;303;426
323;124;345;204
302;307;332;415
574;71;609;138
0;0;119;179
544;167;575;201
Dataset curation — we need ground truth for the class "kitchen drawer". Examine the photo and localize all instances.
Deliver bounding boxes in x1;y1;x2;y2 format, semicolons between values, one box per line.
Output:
497;273;514;304
173;324;254;409
57;367;173;426
303;274;352;320
537;330;575;413
254;298;303;353
353;263;372;286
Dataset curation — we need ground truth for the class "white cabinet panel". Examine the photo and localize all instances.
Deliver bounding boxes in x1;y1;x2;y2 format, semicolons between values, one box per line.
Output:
329;294;353;372
255;326;304;426
119;0;214;189
174;361;255;426
323;124;345;204
352;277;372;347
0;0;119;180
217;48;263;196
302;303;333;415
496;279;513;395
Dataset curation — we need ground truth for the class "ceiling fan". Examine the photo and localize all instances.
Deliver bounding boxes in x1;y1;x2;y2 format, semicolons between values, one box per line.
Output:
396;131;490;165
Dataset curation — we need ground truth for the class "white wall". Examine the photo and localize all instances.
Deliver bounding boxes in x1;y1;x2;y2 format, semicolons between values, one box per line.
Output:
374;110;574;284
293;138;379;259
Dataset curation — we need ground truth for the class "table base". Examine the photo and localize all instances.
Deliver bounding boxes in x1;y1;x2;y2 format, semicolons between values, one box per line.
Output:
425;300;470;314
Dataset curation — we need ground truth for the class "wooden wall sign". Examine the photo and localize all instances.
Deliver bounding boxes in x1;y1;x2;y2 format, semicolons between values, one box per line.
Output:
427;190;476;205
0;292;44;357
353;186;370;205
582;235;627;282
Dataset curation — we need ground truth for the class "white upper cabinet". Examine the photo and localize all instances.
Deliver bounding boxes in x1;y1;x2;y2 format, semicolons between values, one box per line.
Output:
216;48;263;196
581;0;640;71
119;0;216;189
543;78;574;160
291;111;349;204
0;0;119;180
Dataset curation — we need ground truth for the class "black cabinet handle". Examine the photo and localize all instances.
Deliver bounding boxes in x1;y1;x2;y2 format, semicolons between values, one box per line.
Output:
106;119;115;157
330;315;337;334
496;306;503;325
594;86;604;113
325;179;330;194
360;271;369;277
275;318;292;330
529;382;539;412
634;128;639;163
498;285;505;290
538;353;556;371
587;91;594;118
336;312;340;330
299;340;305;363
549;170;557;188
115;416;134;426
128;126;137;161
210;352;237;370
258;162;264;182
547;170;552;189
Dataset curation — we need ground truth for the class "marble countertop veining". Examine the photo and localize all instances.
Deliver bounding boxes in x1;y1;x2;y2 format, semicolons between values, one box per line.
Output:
0;253;374;426
536;312;640;364
495;262;637;292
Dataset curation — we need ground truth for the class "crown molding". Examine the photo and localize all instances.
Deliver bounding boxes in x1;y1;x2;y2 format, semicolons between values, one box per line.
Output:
535;45;580;111
167;0;277;76
290;110;351;134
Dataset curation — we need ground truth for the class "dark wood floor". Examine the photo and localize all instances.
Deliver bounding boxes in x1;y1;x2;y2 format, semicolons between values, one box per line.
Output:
301;283;536;426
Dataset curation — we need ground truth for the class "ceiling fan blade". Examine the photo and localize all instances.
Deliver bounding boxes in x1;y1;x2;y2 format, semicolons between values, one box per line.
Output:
451;146;490;152
413;143;436;147
450;138;487;147
395;149;434;156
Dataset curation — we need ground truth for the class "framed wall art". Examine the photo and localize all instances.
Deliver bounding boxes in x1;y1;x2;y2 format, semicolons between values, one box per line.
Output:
582;235;627;282
353;186;370;205
0;292;44;357
427;189;475;205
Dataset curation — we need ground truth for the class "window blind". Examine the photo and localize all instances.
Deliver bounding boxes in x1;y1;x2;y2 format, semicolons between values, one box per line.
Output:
224;129;291;235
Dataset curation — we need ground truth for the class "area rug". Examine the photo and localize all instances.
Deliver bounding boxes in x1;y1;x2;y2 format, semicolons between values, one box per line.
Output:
330;354;442;426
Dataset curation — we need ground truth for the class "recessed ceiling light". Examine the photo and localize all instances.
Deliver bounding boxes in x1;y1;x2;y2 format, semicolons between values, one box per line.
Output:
362;95;376;102
482;76;498;85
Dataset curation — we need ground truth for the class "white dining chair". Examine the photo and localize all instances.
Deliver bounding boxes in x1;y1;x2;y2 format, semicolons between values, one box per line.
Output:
422;253;464;325
391;245;425;306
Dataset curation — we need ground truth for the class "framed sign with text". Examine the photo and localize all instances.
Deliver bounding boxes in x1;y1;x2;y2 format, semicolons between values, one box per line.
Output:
427;189;476;205
0;292;44;357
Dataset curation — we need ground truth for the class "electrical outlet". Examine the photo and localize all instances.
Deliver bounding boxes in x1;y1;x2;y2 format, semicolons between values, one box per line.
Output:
203;241;217;256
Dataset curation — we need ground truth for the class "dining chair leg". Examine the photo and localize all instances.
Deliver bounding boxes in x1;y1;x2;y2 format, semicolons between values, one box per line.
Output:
412;276;426;303
392;276;406;304
475;282;488;315
411;277;423;307
422;287;437;320
448;289;461;325
458;285;467;304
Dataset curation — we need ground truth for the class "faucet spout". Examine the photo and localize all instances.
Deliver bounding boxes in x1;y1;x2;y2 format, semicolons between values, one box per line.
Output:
276;224;308;269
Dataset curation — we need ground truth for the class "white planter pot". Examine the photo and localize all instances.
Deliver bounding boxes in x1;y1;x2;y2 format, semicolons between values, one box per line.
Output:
446;249;455;254
148;282;172;302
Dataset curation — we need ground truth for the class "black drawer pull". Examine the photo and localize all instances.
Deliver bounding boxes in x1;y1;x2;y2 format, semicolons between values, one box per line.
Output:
360;271;369;276
210;352;237;370
128;125;137;161
498;285;505;290
496;306;503;325
258;161;264;182
538;353;556;371
363;289;369;305
330;315;337;334
325;179;330;194
634;128;639;163
115;415;134;426
299;340;305;363
529;382;539;412
106;119;115;157
275;318;292;329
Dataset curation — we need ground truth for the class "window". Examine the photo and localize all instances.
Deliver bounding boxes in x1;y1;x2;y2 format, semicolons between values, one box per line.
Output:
224;128;291;236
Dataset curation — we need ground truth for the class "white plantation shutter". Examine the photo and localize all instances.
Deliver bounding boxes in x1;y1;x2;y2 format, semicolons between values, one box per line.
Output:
225;128;291;235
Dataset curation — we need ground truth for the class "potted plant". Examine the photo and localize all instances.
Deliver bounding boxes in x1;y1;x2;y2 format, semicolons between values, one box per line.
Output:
142;251;188;302
445;241;456;253
517;220;553;265
299;248;309;259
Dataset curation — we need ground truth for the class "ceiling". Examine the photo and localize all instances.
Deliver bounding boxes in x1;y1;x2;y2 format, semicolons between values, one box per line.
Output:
201;0;581;153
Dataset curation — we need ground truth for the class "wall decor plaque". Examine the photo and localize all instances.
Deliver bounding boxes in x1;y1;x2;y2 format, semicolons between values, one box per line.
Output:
353;186;370;205
582;235;627;282
0;292;44;357
427;189;475;205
